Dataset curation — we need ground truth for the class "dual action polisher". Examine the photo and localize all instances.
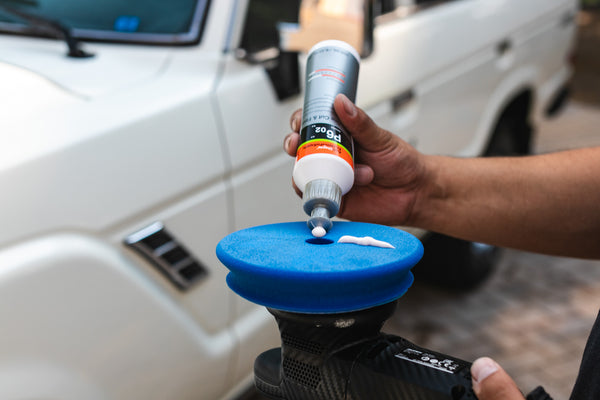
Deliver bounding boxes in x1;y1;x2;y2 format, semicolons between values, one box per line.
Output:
217;221;477;400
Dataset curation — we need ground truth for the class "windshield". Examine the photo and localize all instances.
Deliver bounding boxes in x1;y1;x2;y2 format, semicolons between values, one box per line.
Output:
0;0;210;45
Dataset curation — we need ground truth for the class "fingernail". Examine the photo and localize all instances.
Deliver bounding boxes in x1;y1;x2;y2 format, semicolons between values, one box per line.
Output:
341;95;357;117
284;136;292;152
291;117;299;132
472;357;499;384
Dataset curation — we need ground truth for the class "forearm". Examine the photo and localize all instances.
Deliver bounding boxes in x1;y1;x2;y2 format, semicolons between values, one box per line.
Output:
411;147;600;259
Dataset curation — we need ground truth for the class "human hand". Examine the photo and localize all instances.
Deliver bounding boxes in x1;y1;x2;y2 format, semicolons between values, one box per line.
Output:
471;357;525;400
283;94;428;226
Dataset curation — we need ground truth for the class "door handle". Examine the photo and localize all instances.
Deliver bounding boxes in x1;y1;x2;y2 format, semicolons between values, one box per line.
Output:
561;10;576;28
496;39;512;56
391;89;415;113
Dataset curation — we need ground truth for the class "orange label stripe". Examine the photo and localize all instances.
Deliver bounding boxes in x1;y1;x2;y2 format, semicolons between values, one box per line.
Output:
314;68;346;83
321;74;345;83
315;68;346;77
296;139;353;169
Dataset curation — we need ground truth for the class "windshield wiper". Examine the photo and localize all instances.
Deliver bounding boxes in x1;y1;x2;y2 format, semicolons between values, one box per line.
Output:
0;0;94;58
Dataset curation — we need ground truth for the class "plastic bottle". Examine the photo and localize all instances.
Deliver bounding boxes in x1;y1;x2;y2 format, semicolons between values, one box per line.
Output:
292;40;360;237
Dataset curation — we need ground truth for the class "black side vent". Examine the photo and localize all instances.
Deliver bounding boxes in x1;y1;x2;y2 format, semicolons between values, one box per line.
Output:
124;222;208;290
282;332;324;355
282;357;321;389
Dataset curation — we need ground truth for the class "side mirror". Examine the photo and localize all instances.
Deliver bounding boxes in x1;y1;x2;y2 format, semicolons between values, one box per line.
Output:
237;0;374;100
278;0;374;58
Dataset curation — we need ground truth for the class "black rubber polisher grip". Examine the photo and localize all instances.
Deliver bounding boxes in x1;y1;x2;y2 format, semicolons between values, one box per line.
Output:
254;302;477;400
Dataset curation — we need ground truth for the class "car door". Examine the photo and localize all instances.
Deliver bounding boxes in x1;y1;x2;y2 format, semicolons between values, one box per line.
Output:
359;0;505;156
213;0;307;385
369;0;577;158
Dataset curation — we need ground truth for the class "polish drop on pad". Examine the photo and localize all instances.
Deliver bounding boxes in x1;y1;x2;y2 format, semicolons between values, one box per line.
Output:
311;226;327;238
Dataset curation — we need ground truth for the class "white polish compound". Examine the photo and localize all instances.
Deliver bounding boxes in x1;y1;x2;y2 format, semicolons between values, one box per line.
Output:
311;226;327;238
337;235;395;249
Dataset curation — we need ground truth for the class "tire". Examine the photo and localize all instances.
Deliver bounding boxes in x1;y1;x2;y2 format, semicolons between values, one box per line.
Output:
416;111;531;291
485;114;532;157
414;233;501;291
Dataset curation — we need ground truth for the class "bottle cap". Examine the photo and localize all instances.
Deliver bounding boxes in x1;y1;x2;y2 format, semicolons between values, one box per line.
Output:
303;179;341;234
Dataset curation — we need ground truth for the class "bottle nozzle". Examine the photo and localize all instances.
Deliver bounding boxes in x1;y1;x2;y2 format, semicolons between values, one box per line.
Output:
303;179;341;237
308;206;332;237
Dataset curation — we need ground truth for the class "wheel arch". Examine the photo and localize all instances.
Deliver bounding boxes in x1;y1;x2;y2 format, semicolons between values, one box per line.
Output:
464;66;539;157
484;88;534;156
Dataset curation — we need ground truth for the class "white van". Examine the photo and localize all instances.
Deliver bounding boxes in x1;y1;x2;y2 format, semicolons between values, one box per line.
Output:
0;0;576;398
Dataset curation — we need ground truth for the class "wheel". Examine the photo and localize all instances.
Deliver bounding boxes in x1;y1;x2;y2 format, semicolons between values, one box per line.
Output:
414;233;501;291
485;113;532;157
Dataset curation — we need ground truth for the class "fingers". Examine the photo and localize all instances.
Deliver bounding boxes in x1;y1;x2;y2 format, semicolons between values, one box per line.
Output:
290;108;302;132
285;98;392;186
284;108;303;157
471;357;525;400
290;108;302;133
354;164;374;186
291;178;302;197
287;96;397;157
333;94;396;153
284;132;300;157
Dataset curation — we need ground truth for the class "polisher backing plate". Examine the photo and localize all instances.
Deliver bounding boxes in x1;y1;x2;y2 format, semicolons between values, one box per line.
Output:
216;221;423;313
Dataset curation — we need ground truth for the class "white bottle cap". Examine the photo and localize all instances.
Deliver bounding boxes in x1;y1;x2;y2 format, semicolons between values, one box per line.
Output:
308;40;361;63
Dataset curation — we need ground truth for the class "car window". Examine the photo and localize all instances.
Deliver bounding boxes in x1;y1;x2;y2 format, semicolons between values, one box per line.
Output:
0;0;210;45
239;0;301;55
375;0;462;21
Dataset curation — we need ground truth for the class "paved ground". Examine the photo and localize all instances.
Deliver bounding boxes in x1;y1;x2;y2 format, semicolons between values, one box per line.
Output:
248;10;600;400
387;248;600;399
571;8;600;106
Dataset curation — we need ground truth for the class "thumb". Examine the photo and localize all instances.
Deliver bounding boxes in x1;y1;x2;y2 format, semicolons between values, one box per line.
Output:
333;94;396;153
471;357;524;400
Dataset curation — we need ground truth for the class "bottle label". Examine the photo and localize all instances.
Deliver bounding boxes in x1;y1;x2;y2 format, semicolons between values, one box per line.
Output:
297;123;353;169
297;43;359;170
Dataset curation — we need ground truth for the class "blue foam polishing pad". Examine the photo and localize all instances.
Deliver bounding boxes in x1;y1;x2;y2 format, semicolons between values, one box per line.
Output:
216;221;423;313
